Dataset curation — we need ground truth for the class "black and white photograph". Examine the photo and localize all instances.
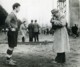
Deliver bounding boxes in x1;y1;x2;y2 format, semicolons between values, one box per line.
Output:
0;0;80;67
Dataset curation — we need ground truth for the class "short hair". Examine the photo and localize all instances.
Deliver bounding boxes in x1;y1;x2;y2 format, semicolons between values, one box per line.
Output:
31;20;33;22
12;3;20;10
35;20;37;22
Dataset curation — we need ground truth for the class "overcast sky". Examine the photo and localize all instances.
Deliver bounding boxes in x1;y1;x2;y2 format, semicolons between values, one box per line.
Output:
0;0;57;26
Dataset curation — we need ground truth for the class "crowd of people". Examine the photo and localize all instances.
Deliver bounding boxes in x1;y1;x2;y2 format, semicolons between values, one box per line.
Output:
27;20;40;42
20;19;51;42
3;2;71;66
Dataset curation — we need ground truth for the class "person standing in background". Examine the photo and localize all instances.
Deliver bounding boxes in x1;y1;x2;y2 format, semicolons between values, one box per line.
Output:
33;20;40;42
71;24;78;38
20;19;27;42
5;3;21;66
28;20;34;42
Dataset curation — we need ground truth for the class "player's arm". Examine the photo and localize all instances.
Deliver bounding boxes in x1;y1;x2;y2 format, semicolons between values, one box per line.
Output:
5;14;12;29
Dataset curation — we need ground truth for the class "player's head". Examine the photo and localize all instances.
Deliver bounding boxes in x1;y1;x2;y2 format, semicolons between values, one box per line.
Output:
12;3;21;13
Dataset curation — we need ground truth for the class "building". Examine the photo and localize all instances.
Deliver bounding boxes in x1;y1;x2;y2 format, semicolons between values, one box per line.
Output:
57;0;80;27
57;0;66;15
57;0;70;26
70;0;79;27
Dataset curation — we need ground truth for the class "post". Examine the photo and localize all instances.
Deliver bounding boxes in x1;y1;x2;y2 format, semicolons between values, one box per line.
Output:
66;0;70;26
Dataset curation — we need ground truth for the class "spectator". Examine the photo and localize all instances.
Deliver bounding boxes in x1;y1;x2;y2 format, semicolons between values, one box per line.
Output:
71;24;78;37
46;28;49;35
28;20;34;42
33;20;40;42
20;20;27;42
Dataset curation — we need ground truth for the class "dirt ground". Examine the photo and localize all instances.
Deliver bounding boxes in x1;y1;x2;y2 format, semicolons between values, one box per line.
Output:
0;33;80;67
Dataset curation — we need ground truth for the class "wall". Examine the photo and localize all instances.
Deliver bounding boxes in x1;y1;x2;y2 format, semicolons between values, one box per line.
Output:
69;0;79;27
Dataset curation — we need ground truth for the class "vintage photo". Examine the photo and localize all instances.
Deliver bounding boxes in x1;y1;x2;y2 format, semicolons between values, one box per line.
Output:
0;0;79;67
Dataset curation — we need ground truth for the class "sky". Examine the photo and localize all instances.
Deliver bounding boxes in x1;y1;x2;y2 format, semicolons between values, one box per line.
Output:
0;0;58;26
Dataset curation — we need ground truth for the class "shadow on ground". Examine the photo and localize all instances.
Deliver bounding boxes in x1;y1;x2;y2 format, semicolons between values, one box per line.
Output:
0;53;65;67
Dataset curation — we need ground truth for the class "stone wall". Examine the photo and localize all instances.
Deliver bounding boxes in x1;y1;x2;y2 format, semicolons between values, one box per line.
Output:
69;0;79;27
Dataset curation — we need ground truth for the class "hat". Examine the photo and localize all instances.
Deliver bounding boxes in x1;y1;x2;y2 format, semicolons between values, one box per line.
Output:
51;9;59;14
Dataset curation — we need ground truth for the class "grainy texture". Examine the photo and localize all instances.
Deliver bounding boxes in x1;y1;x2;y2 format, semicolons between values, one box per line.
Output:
0;33;80;67
69;0;80;26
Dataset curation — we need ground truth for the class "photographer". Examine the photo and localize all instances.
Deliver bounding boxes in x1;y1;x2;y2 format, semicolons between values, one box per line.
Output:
51;9;70;63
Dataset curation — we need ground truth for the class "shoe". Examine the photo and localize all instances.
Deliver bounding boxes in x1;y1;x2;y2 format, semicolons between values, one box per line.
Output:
52;61;57;64
6;59;17;66
10;59;17;63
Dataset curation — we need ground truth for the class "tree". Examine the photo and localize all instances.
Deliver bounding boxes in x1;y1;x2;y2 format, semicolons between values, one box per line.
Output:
0;5;8;28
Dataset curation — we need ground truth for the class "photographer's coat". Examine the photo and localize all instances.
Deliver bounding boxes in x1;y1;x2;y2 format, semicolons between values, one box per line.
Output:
52;15;70;53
